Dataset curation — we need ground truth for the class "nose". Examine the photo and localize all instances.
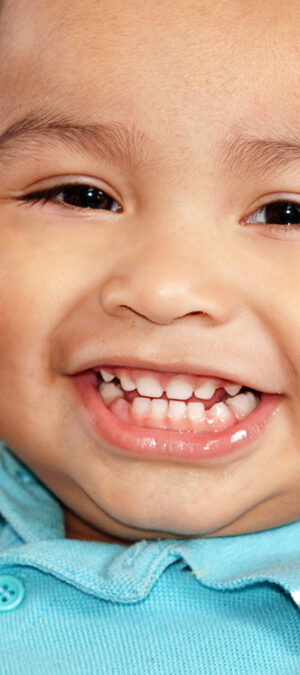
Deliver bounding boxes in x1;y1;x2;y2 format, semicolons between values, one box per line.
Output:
100;220;238;327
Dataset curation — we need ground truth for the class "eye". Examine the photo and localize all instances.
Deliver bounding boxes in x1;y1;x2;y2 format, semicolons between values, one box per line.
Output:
19;183;122;212
246;200;300;226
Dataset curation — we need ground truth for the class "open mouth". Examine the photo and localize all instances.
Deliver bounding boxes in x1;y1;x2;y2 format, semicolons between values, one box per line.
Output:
96;366;260;434
73;365;281;462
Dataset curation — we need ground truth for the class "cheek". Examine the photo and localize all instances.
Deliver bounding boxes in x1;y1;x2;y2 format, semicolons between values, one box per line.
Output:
0;223;108;450
0;234;66;433
263;281;300;393
238;234;300;389
0;224;91;354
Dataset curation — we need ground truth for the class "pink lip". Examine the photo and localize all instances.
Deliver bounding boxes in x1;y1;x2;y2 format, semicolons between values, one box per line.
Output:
73;370;282;463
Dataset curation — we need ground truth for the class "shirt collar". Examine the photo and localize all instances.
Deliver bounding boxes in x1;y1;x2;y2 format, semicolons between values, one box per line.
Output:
0;440;64;542
1;441;300;607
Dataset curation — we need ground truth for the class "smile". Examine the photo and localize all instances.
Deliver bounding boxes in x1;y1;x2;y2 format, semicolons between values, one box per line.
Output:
73;364;282;463
96;366;258;433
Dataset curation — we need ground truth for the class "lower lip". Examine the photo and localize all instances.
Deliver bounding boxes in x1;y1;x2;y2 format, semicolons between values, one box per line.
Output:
73;371;281;463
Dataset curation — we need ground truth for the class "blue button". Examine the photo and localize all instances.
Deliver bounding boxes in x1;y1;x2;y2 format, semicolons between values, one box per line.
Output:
0;575;25;611
16;468;34;484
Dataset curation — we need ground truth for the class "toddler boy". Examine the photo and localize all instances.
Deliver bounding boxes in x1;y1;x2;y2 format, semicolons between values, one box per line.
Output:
1;0;300;672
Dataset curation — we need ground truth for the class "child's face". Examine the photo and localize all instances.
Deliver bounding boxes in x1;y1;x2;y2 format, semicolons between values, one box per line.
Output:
1;0;300;542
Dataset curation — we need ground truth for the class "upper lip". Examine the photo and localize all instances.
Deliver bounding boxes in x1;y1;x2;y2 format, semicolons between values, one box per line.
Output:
71;356;268;392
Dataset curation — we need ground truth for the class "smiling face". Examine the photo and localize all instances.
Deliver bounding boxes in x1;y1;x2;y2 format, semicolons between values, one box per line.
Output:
1;0;300;543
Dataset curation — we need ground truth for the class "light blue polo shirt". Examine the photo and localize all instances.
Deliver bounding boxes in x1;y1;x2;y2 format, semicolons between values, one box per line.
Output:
0;440;300;674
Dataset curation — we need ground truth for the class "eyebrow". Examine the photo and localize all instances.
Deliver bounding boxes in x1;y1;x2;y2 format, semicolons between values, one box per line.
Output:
221;132;300;178
0;113;150;168
1;112;300;180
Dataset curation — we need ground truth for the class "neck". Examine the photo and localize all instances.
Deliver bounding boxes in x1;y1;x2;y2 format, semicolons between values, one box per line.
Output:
63;505;130;545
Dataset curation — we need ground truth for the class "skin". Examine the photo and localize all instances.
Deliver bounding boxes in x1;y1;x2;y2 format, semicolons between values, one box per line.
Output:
0;0;300;544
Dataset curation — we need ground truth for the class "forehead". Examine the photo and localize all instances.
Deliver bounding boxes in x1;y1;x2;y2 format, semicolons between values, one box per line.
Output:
1;0;300;151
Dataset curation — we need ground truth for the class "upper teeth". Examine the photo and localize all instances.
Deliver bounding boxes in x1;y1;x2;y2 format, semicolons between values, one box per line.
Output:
98;368;243;401
100;368;115;383
165;377;194;400
118;371;135;391
134;375;163;398
224;383;242;396
194;381;217;400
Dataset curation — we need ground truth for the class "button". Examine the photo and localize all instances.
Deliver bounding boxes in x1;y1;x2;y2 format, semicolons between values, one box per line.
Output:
16;468;34;484
291;589;300;605
0;575;25;611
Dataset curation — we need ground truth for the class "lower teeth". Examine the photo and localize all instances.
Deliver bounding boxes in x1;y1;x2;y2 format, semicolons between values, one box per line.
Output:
97;380;259;433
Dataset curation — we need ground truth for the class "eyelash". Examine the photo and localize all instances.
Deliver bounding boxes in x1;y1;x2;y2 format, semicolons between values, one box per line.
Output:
18;186;300;235
18;183;122;213
244;199;300;233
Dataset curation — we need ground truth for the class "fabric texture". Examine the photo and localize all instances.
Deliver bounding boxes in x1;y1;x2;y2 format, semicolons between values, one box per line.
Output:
0;440;299;674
